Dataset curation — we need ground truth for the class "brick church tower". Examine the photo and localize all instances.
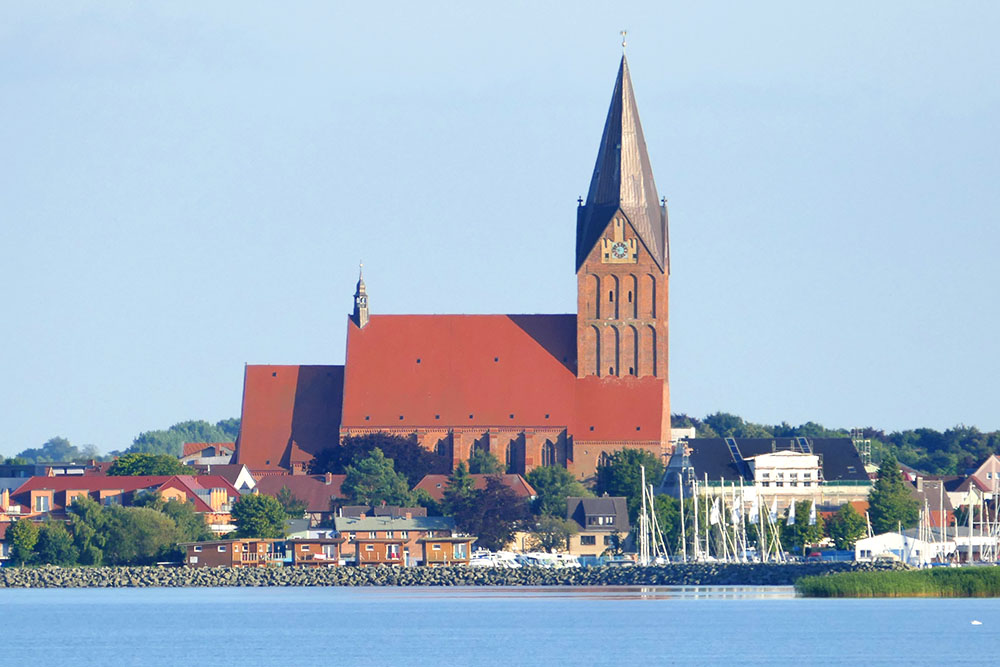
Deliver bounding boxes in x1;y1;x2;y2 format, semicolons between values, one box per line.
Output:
576;55;669;384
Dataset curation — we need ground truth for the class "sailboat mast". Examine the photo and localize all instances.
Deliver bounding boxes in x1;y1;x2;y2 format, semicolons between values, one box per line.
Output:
679;471;687;563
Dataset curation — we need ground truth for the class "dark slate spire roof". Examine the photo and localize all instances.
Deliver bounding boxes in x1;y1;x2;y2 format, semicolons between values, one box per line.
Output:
577;55;668;271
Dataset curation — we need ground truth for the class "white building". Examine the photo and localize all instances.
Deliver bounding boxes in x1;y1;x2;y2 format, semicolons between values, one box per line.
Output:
855;530;955;567
746;451;821;491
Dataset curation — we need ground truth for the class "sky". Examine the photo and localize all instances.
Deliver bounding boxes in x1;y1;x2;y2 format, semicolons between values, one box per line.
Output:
2;3;998;457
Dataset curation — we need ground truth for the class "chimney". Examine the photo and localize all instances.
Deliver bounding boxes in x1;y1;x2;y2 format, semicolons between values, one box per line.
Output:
325;472;333;485
405;512;412;520
916;477;924;492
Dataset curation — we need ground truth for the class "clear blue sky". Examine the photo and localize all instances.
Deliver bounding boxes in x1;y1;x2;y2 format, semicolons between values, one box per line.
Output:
2;3;998;457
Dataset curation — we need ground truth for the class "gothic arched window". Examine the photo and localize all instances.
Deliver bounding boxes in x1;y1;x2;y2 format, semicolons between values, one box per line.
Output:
542;441;557;467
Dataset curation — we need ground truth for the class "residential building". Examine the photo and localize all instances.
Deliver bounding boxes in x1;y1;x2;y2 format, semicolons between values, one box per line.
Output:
232;54;672;483
417;536;476;566
9;475;242;533
179;442;235;466
287;537;346;566
662;437;871;509
413;474;536;503
181;538;284;568
334;515;456;566
854;530;954;567
252;473;346;525
565;496;630;558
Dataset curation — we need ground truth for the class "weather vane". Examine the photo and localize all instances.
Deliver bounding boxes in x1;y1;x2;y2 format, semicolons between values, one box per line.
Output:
621;30;627;51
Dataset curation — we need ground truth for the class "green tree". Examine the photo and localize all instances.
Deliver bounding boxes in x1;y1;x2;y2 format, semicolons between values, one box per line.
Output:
35;521;78;566
452;475;529;551
67;495;107;565
309;432;445;486
340;448;415;506
413;488;442;516
526;465;590;517
8;519;40;565
161;499;211;543
867;454;919;534
442;461;475;516
108;453;190;476
826;503;867;550
781;500;824;555
650;493;683;552
468;449;504;475
231;493;287;539
16;437;84;464
274;486;308;519
594;449;665;521
101;506;181;565
127;419;238;457
526;515;578;552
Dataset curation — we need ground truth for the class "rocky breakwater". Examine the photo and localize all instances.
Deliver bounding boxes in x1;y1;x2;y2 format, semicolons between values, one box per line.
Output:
0;561;905;589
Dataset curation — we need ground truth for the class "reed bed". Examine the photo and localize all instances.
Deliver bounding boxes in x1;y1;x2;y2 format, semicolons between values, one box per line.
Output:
796;567;1000;598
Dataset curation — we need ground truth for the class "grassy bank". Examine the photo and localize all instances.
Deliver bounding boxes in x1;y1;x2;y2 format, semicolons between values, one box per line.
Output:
796;567;1000;598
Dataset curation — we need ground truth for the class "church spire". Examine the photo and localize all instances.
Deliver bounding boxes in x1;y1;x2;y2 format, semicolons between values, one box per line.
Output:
352;262;369;328
576;55;667;272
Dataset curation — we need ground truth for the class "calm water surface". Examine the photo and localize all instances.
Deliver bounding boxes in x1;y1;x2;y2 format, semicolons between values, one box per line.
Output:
4;585;998;666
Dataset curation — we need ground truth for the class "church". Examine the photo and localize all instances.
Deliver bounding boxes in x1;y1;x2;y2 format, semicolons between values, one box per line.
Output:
234;55;671;482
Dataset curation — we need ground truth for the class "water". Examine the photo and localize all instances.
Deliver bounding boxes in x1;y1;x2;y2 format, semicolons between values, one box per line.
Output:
3;586;998;666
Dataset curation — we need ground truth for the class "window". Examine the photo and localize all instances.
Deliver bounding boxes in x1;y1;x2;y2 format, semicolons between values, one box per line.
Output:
432;544;441;551
365;545;374;552
608;291;613;302
603;536;614;546
300;545;309;551
760;472;769;479
580;536;596;546
34;495;50;512
400;531;409;539
453;544;467;559
762;482;769;487
189;556;199;564
233;545;240;552
193;546;202;553
386;531;394;539
218;546;227;552
349;532;356;542
369;532;377;539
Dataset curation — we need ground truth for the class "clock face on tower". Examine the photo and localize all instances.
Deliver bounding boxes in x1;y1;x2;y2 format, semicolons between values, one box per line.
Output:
611;242;628;259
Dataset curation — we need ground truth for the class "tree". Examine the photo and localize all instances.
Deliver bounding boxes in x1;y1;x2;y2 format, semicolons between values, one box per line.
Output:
781;500;824;555
442;461;475;516
468;449;504;475
867;454;919;534
340;448;415;507
594;449;665;521
526;515;578;552
650;493;682;552
274;486;308;519
452;475;529;551
8;519;39;565
231;493;287;538
101;506;181;565
127;419;238;457
310;432;444;486
826;503;867;550
525;465;590;517
108;453;190;476
35;521;78;566
413;488;442;516
161;499;211;543
16;437;84;464
67;495;107;565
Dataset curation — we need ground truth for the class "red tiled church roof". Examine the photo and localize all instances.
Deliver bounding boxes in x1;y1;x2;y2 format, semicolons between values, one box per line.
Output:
235;365;344;468
342;314;665;441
